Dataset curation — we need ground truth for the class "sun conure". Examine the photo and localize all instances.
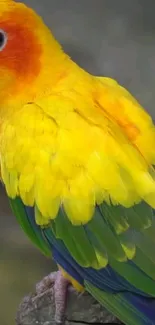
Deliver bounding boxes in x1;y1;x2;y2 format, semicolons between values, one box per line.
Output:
1;1;155;324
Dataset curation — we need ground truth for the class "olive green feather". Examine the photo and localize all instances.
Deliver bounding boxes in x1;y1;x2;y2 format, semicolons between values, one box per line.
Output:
9;197;51;257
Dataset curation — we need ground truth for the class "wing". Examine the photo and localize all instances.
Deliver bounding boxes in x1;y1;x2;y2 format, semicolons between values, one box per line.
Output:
2;94;155;225
2;83;155;324
2;86;155;276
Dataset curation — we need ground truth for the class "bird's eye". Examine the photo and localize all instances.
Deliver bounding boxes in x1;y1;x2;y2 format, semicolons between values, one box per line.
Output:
0;30;7;51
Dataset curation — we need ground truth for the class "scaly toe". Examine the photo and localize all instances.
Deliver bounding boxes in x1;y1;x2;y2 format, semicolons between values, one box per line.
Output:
35;270;70;323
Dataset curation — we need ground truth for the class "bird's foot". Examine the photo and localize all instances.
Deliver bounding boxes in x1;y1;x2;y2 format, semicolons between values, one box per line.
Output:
36;270;70;324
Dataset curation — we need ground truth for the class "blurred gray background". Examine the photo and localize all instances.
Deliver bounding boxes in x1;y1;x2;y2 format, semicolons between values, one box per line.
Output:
1;0;155;324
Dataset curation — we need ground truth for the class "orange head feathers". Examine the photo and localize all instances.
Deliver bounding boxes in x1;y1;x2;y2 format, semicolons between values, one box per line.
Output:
0;0;68;105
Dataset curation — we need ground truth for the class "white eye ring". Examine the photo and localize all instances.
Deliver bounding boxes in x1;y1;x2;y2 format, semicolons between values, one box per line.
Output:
0;29;8;51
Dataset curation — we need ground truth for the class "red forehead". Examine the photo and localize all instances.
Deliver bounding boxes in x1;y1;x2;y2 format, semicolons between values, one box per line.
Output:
0;7;42;81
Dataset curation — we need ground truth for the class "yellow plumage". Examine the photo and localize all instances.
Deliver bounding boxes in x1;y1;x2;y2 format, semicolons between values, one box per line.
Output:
0;1;155;226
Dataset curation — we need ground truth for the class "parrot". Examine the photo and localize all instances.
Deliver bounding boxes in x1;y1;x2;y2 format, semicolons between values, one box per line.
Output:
1;0;155;324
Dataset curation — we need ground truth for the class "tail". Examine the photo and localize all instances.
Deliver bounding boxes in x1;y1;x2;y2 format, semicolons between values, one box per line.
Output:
85;281;155;325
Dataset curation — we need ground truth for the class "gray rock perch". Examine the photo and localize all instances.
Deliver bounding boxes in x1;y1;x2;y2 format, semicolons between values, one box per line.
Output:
16;282;123;325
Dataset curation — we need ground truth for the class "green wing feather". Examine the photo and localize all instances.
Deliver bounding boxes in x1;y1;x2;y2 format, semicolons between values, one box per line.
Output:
9;197;51;257
52;200;155;296
8;194;155;325
53;209;100;268
9;194;155;293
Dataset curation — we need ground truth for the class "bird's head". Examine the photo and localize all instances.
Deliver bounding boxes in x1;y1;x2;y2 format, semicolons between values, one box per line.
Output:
0;0;67;106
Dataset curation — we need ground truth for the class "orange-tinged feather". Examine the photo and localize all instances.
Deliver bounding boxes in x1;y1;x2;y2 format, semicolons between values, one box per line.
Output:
0;9;42;80
0;1;70;105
